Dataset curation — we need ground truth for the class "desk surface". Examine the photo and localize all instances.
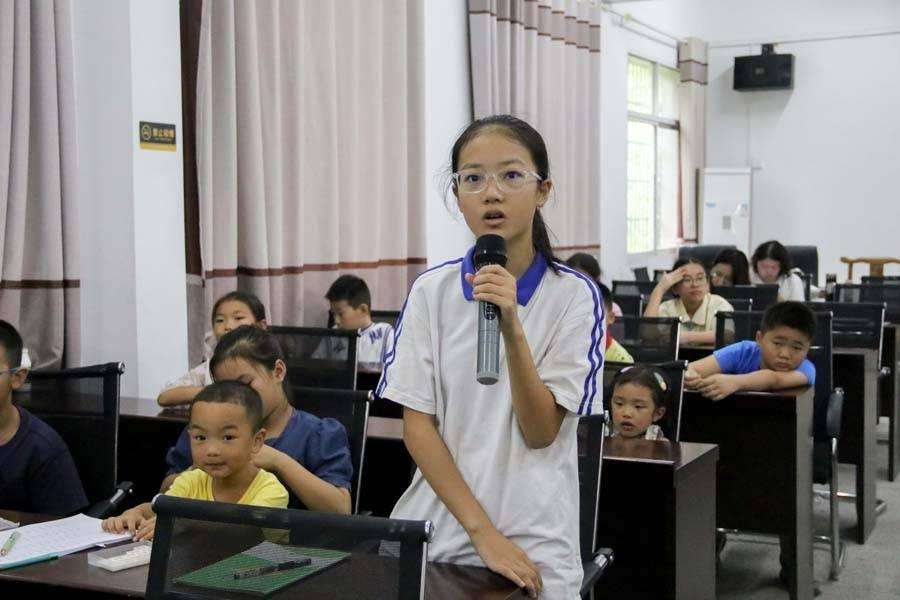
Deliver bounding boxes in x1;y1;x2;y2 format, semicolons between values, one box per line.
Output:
0;511;519;600
603;437;718;466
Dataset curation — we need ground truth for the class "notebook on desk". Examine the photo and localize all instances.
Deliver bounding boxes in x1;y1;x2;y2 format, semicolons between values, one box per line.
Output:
0;514;133;570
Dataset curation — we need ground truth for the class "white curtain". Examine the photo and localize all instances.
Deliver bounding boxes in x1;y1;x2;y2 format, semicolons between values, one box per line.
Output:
468;0;602;255
677;37;707;242
0;0;80;368
195;0;425;330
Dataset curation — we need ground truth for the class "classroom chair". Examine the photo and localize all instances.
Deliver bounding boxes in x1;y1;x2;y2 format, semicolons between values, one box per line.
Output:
715;311;845;578
269;326;359;389
370;310;401;329
862;276;900;285
836;283;900;323
603;360;688;441
712;284;779;311
290;386;373;514
631;266;650;282
613;293;643;317
840;257;900;281
677;244;737;270
576;412;614;598
147;495;433;600
612;280;671;301
785;245;819;285
613;316;681;363
726;297;753;312
14;362;133;518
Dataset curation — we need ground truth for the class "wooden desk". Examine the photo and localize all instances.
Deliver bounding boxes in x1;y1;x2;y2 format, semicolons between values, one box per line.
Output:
0;511;519;600
880;323;900;481
677;344;715;363
832;347;880;543
679;388;815;600
594;439;718;600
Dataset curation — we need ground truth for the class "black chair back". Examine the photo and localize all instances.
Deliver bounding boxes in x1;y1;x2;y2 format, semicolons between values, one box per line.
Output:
678;244;737;269
727;297;753;312
632;267;650;282
612;280;670;301
147;496;432;600
269;326;358;389
712;284;779;310
370;311;401;328
613;294;643;317
836;283;900;324
14;362;124;508
603;360;687;441
862;276;900;285
615;316;680;363
785;245;819;285
289;386;372;513
805;301;885;358
577;414;607;560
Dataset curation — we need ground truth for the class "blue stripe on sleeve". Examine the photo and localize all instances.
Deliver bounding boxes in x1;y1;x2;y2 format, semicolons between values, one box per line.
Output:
376;257;464;398
555;264;605;415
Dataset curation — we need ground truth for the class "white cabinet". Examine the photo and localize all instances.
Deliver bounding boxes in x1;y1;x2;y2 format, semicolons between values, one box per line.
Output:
698;168;752;254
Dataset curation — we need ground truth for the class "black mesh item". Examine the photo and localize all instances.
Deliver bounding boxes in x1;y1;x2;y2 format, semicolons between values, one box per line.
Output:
677;244;737;269
726;297;753;312
612;280;671;301
147;496;432;600
290;387;372;513
836;284;900;323
13;362;124;508
712;284;779;310
268;326;358;389
615;316;681;363
862;276;900;285
805;301;885;355
632;267;650;282
603;360;687;441
576;414;607;561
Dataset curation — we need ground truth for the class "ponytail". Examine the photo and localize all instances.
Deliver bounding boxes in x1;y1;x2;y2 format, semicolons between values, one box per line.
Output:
532;211;559;273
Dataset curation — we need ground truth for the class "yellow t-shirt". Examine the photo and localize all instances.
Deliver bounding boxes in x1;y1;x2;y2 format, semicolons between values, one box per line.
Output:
604;338;635;364
167;468;289;508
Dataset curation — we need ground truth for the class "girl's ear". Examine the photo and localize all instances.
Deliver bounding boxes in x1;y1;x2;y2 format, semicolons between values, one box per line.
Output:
536;178;552;209
258;319;268;330
272;359;287;384
652;406;667;423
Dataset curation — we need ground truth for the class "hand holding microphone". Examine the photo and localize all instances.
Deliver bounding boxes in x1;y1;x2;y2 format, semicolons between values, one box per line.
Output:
470;234;510;385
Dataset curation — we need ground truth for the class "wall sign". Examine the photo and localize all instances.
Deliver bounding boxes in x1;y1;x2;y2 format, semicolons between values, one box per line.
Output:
139;121;176;151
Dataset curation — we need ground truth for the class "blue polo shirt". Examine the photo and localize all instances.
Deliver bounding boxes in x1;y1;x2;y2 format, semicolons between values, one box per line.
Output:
713;340;816;385
0;407;88;515
166;408;353;508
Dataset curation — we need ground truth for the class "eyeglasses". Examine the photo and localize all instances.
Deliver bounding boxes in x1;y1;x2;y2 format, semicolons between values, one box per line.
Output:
710;271;731;285
452;168;543;194
680;274;708;286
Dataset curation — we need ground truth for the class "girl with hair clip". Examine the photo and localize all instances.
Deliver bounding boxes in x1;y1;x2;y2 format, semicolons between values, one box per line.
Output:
162;325;353;514
158;291;268;407
378;115;605;598
608;365;670;441
750;240;806;302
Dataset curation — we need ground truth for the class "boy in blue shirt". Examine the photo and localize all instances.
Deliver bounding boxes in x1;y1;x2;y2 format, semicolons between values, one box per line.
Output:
0;320;88;515
686;301;816;400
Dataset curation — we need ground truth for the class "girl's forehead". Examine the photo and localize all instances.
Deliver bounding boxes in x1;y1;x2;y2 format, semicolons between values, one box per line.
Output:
216;299;250;315
458;133;534;167
213;357;260;378
683;263;705;274
614;381;654;399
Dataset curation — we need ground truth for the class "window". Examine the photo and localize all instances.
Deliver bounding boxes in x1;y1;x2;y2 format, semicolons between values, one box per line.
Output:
627;56;680;254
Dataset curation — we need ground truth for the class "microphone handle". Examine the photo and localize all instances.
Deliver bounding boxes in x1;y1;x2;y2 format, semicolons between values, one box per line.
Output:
477;300;502;385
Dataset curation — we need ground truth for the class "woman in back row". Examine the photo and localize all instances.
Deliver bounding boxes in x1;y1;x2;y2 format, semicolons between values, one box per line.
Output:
750;240;806;302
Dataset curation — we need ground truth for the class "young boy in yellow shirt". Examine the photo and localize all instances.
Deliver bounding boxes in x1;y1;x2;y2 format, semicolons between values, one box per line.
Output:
103;380;288;540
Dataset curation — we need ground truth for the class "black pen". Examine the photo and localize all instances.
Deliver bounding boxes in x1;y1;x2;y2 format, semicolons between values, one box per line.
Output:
232;558;311;579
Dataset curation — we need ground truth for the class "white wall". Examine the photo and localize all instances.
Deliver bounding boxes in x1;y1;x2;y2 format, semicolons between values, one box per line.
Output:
72;0;188;399
627;0;900;281
423;0;474;266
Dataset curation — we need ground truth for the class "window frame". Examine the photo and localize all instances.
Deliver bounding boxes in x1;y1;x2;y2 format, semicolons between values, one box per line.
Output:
627;55;681;254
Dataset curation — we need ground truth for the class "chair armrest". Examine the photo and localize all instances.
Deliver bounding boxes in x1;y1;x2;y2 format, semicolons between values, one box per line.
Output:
826;388;844;440
880;366;892;379
580;547;614;597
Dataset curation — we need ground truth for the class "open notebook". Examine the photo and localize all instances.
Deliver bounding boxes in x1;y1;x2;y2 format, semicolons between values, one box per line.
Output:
0;514;133;570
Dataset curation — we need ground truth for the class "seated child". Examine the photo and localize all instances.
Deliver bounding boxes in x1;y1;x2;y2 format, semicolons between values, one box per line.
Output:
565;252;623;316
686;301;816;401
598;282;634;364
608;365;669;440
165;326;353;513
103;380;288;540
644;258;734;346
158;291;267;407
0;320;88;515
314;274;394;369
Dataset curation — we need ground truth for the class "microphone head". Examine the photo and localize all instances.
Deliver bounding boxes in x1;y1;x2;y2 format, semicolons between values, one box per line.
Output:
473;234;508;268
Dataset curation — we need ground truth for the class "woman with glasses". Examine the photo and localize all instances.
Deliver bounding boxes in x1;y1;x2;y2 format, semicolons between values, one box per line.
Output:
644;258;734;345
710;248;751;287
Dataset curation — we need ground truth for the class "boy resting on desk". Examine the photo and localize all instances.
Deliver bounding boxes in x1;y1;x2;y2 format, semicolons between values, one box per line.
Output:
685;301;816;401
103;381;288;540
0;320;88;515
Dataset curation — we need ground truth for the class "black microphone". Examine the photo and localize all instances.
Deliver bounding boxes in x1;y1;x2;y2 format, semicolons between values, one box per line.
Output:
473;234;508;385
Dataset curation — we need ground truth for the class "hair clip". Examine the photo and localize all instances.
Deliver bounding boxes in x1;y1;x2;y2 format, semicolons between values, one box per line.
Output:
653;371;668;392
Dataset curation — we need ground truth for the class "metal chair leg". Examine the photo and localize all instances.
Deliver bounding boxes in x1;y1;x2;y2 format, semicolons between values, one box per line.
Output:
829;439;843;580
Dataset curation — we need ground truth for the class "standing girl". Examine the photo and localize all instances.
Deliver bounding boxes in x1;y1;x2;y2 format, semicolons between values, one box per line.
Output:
158;291;268;407
163;326;353;514
377;116;605;598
